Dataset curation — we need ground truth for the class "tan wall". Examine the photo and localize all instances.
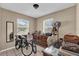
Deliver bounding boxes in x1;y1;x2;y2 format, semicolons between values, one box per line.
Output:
36;6;76;38
76;4;79;36
0;6;77;51
0;8;2;50
0;8;35;51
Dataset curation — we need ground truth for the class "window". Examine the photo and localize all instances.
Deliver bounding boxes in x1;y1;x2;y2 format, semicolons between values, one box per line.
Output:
17;19;29;35
43;19;53;33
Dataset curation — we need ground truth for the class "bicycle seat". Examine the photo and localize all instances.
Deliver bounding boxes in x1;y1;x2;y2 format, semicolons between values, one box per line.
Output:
18;35;25;39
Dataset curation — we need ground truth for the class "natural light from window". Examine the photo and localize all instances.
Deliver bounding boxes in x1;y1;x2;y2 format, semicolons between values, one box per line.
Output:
43;19;53;33
17;19;29;35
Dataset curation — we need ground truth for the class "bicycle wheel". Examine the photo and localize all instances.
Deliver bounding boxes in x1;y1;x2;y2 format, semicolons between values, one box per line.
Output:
21;43;32;56
15;40;20;50
32;42;37;54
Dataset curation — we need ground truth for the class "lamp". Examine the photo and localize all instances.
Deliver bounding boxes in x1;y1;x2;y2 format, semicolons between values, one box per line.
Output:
33;4;39;9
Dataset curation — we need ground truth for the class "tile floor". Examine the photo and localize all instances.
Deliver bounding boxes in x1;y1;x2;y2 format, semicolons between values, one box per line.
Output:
0;45;44;56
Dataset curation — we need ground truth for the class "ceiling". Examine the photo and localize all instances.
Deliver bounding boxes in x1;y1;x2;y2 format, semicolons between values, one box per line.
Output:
0;3;76;18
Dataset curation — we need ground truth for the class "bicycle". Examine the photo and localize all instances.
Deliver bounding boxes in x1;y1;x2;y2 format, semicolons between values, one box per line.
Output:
15;35;37;56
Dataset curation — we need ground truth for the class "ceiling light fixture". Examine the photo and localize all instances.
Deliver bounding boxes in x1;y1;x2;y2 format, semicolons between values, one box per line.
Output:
33;4;39;9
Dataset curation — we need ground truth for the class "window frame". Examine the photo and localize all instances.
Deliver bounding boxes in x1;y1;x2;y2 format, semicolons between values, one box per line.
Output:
43;18;53;33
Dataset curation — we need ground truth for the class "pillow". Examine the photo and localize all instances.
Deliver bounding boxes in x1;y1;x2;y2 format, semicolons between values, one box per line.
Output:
62;42;79;53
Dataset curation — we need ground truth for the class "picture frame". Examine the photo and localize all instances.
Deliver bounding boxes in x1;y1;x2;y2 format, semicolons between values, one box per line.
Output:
6;21;14;43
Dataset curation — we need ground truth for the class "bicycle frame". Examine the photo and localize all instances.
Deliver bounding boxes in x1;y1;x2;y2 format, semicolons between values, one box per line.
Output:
15;35;37;56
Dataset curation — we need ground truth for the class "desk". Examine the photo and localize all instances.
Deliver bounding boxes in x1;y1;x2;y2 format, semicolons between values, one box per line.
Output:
33;35;48;48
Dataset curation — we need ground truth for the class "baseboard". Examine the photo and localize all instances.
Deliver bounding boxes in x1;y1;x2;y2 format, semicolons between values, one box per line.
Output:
0;46;15;53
